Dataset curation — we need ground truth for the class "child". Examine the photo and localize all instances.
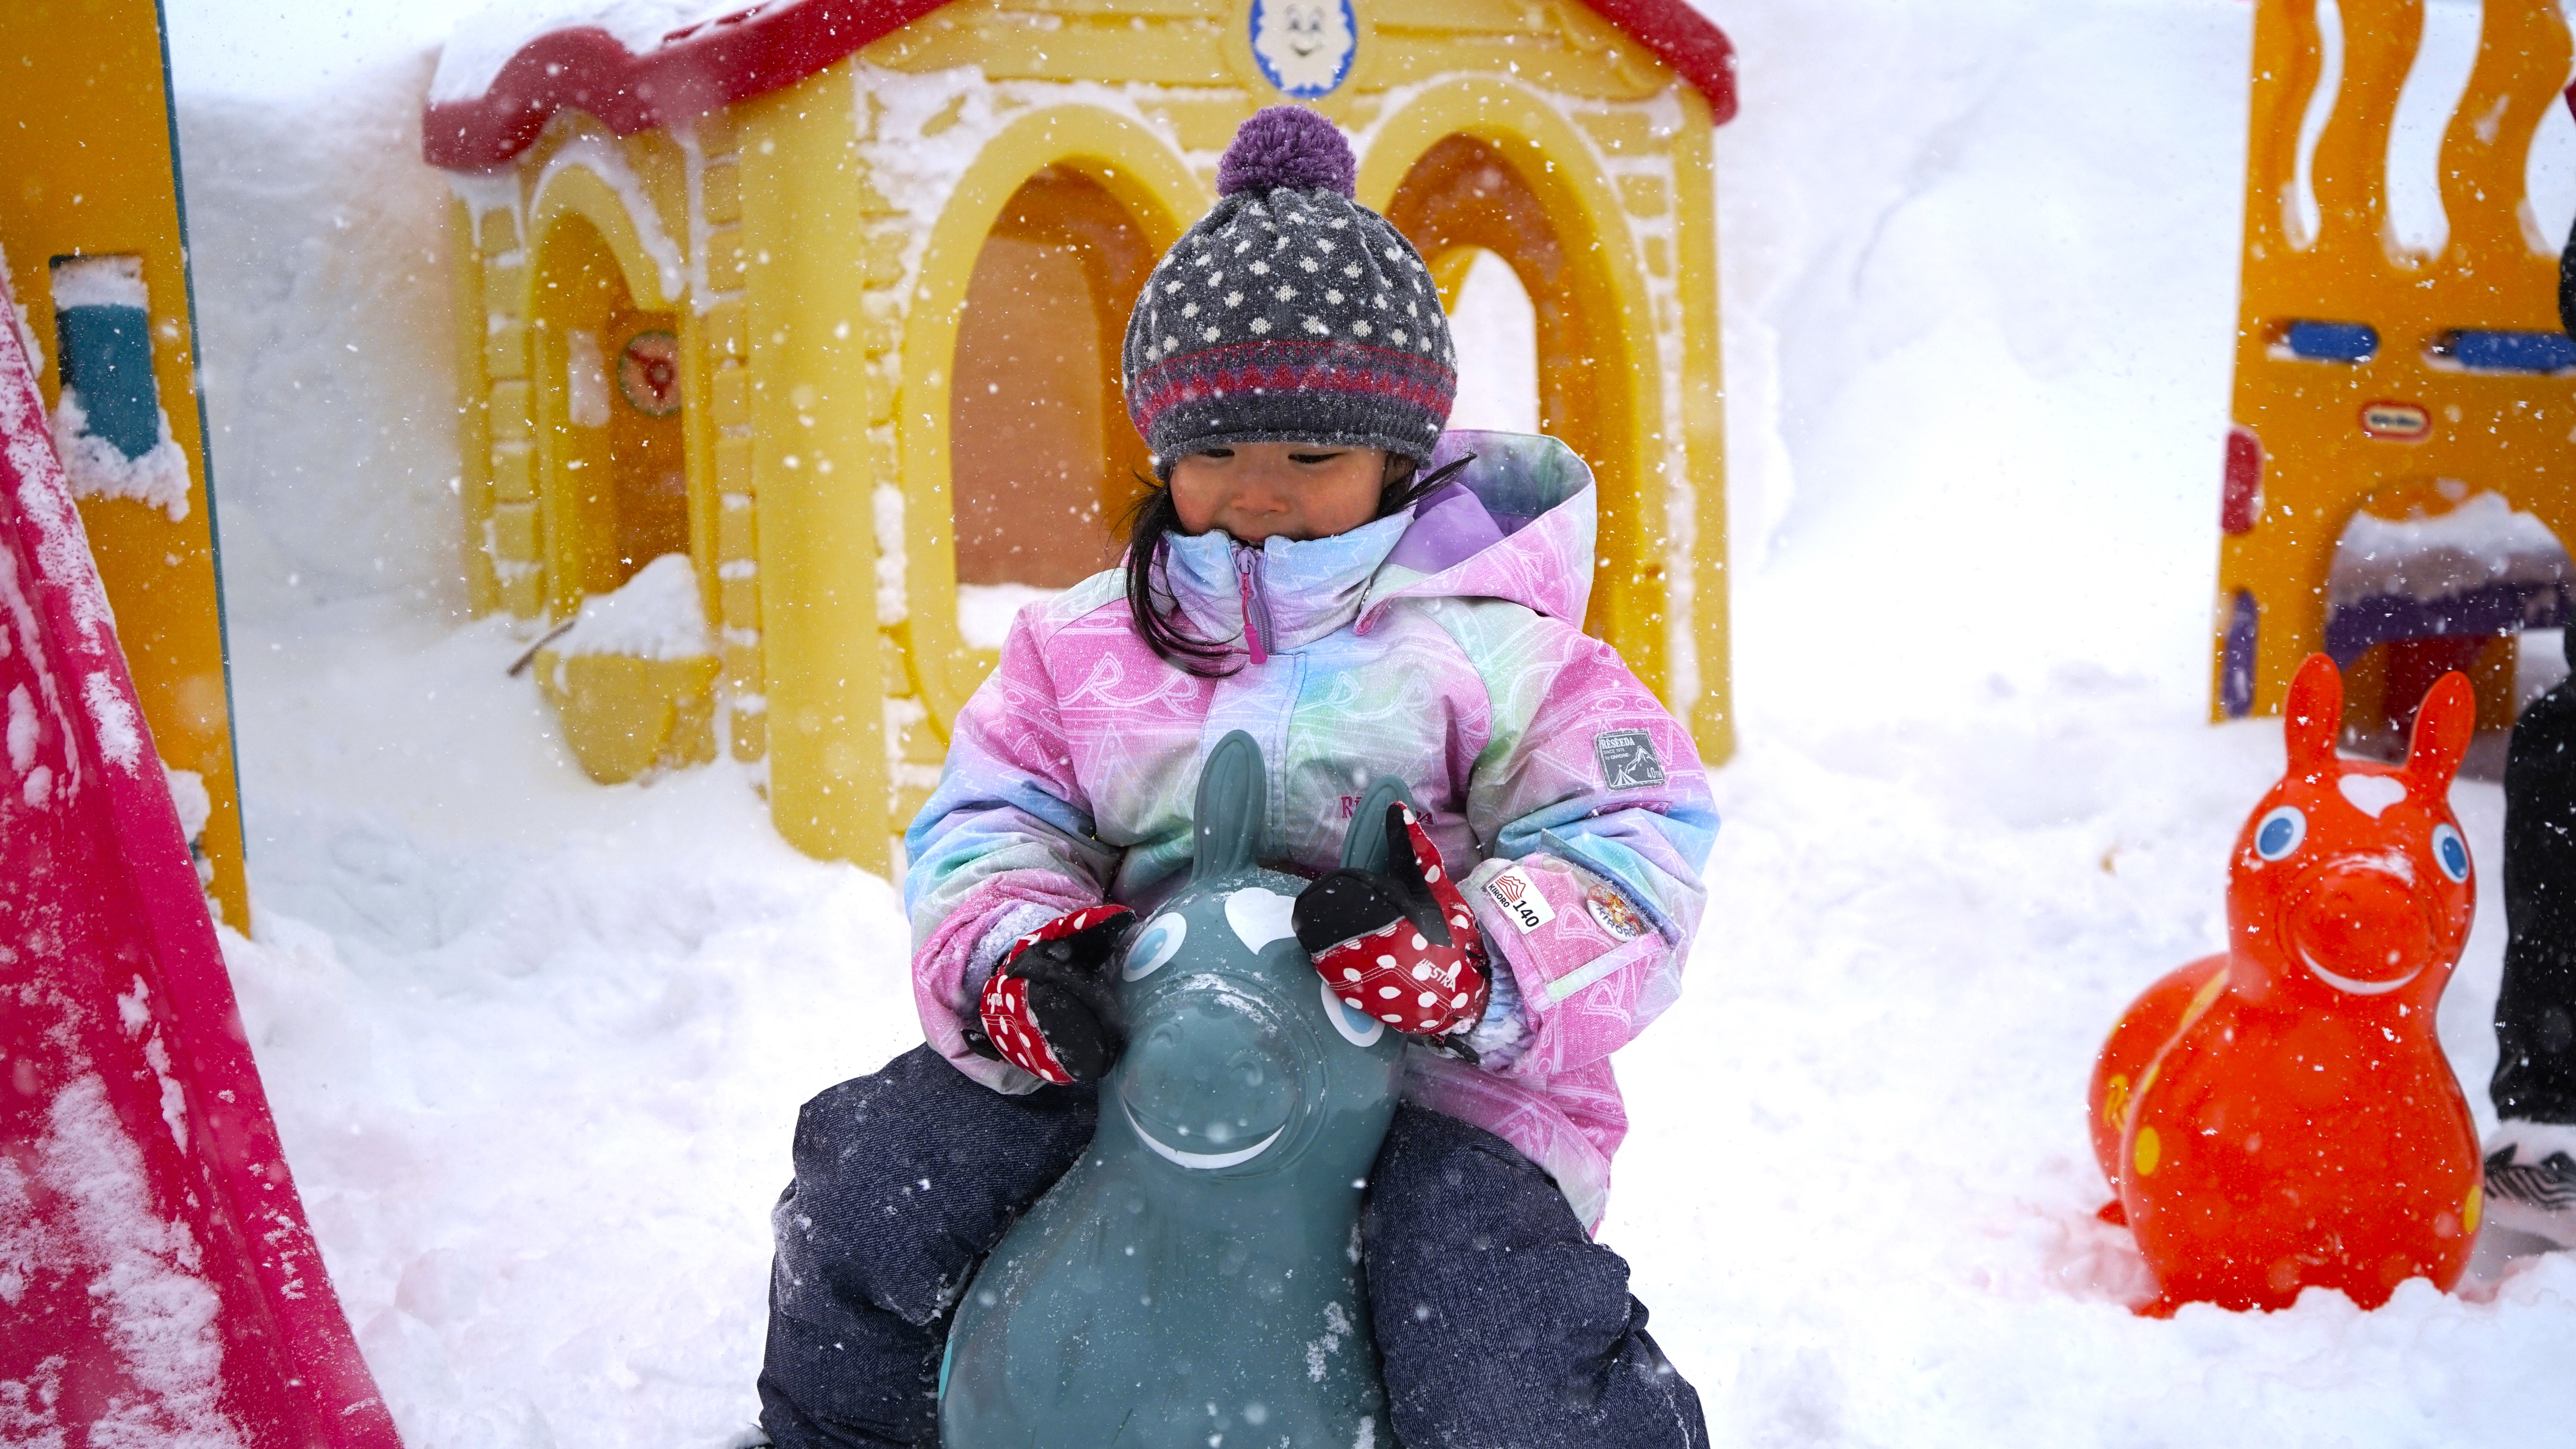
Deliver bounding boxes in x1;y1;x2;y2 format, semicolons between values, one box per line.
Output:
757;107;1718;1449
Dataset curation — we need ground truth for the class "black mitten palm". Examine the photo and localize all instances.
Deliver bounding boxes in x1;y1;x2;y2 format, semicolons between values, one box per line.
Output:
967;905;1135;1085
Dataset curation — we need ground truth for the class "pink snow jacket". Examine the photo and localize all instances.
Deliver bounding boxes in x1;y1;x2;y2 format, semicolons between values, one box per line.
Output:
903;431;1716;1229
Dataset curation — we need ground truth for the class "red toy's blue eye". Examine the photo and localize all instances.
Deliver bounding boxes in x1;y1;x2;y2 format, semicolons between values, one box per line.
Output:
2254;806;2306;861
2433;824;2470;883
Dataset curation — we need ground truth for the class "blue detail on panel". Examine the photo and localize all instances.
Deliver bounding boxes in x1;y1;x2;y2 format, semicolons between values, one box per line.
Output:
54;303;161;460
2442;329;2576;374
2223;590;2259;718
2281;321;2379;364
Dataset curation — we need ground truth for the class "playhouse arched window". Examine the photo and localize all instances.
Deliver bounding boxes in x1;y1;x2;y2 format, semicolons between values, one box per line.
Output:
528;211;690;614
949;167;1157;643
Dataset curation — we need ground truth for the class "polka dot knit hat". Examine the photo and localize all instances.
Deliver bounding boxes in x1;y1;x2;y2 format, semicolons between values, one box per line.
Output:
1122;106;1457;476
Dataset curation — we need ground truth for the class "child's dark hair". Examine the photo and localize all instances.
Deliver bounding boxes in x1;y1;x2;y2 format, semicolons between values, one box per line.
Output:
1120;453;1473;678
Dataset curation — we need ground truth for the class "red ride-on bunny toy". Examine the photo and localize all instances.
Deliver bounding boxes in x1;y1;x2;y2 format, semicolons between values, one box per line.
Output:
2089;654;2483;1314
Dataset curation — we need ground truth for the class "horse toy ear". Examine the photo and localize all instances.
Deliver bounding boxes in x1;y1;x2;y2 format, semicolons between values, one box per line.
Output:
1192;731;1268;884
2283;653;2343;779
1338;777;1420;876
2404;670;2476;793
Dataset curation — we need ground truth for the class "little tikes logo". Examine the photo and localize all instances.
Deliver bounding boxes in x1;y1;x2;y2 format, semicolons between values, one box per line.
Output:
2359;400;2430;442
1482;866;1555;934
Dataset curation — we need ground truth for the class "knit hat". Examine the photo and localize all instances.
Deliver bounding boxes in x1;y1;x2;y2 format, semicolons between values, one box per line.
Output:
1122;107;1457;476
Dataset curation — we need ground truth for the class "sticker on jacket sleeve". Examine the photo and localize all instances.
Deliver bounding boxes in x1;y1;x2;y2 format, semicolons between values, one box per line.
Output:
1594;728;1665;789
1586;888;1649;942
1482;866;1556;934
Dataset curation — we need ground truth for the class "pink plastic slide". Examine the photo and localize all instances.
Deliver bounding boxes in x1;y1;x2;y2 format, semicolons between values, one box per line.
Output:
1;268;399;1443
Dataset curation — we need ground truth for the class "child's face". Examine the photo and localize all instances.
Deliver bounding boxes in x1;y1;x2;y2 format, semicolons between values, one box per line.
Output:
1168;442;1398;543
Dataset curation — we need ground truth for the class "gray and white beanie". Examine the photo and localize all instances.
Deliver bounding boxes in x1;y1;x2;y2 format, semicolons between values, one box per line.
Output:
1122;106;1457;476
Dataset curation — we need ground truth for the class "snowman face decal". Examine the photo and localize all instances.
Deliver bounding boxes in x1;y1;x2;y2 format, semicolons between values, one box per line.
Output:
1251;0;1357;99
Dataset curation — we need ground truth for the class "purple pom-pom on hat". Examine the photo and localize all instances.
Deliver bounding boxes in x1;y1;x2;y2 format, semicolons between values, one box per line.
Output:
1216;106;1357;198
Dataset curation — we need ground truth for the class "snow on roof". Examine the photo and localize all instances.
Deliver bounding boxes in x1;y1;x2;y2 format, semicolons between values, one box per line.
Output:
423;0;1737;170
429;0;760;106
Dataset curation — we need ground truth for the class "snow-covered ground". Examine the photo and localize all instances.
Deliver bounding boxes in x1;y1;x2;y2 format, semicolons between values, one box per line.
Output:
169;0;2576;1444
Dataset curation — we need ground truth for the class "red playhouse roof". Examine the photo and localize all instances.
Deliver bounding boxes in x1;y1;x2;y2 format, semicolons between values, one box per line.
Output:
422;0;1738;171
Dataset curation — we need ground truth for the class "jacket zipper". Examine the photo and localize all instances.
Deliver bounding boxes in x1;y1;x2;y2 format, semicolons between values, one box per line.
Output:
1235;547;1271;666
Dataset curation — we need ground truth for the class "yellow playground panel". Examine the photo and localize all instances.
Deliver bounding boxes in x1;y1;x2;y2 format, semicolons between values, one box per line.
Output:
2215;0;2576;754
1;0;249;927
428;0;1741;874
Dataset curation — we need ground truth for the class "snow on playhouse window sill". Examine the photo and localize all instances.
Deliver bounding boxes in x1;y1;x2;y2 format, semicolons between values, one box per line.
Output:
52;390;192;522
553;553;716;661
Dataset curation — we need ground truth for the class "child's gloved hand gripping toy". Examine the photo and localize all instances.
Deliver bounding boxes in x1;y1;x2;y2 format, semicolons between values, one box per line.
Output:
968;904;1136;1085
1294;800;1493;1044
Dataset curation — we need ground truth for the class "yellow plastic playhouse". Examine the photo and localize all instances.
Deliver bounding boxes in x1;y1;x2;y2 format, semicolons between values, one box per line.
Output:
2215;0;2576;761
423;0;1740;873
2;0;249;927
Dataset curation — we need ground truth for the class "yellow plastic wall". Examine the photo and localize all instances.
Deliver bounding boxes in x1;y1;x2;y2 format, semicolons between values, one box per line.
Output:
2216;0;2576;718
1;0;250;928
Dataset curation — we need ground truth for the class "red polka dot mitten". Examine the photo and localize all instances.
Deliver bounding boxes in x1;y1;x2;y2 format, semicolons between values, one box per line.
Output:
1292;803;1492;1042
966;904;1135;1085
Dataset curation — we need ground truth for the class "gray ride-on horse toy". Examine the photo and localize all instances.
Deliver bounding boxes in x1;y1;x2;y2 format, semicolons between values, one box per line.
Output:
939;731;1416;1449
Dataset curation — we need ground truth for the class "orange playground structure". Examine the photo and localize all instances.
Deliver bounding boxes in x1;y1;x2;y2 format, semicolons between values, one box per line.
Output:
1;0;249;925
2214;0;2576;761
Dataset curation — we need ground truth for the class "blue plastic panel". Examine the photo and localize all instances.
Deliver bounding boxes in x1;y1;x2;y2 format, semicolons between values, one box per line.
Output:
2281;320;2380;363
2443;329;2576;374
52;303;161;460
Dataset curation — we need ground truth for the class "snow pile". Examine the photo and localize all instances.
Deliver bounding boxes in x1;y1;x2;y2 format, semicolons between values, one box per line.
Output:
553;553;714;659
954;582;1059;651
428;0;760;104
218;602;912;1447
2330;488;2573;608
174;55;467;625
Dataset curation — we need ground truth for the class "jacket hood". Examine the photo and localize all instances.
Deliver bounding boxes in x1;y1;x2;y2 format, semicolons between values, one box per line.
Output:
1359;429;1596;628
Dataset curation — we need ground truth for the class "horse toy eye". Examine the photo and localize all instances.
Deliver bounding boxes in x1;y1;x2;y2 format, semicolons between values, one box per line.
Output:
2431;823;2470;883
2253;806;2305;861
1321;979;1385;1047
1124;915;1188;980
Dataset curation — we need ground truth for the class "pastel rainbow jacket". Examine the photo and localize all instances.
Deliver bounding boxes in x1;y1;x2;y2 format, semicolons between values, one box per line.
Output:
903;431;1716;1229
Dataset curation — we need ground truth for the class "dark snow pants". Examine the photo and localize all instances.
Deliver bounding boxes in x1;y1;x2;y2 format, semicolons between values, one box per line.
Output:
2496;667;2576;1126
756;1044;1708;1449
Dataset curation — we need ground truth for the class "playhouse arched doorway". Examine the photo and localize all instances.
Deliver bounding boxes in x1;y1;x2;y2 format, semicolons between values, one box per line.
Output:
1381;133;1649;659
2326;479;2573;776
948;166;1158;642
529;211;690;619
